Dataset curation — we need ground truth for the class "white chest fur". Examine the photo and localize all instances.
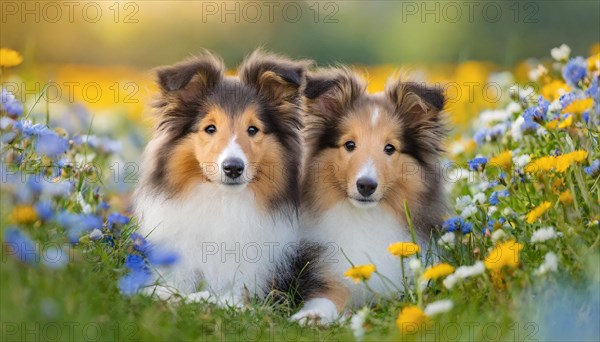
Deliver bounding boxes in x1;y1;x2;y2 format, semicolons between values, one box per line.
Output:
303;202;414;306
134;184;298;298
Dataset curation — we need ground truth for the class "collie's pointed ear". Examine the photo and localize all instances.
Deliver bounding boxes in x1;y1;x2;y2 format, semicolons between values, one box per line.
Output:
239;50;312;105
155;53;224;93
385;78;447;163
304;68;366;118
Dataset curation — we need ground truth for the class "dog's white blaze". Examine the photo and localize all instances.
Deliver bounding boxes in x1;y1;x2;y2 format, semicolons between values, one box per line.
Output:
356;158;377;182
134;183;298;301
370;107;380;126
217;135;247;165
302;203;418;307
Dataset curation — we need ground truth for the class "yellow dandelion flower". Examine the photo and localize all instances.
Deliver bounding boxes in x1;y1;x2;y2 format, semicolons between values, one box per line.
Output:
484;240;523;270
588;53;599;71
387;242;420;257
563;98;593;115
344;264;376;283
555;156;571;173
489;151;513;171
396;305;429;330
559;190;573;205
552;178;565;193
528;150;588;174
421;263;455;281
490;269;508;290
558;115;573;129
0;48;23;67
527;156;555;173
8;205;38;224
526;201;552;224
545;120;559;130
541;80;570;101
567;150;588;163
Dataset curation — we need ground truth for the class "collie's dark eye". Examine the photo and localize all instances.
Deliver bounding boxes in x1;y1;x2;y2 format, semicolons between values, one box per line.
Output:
247;126;259;136
204;125;216;134
344;141;356;152
384;144;396;155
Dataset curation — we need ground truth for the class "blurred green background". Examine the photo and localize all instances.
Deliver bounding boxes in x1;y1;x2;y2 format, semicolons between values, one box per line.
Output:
2;0;599;67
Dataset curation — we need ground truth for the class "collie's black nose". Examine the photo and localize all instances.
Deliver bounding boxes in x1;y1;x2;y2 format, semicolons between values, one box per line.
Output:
356;177;377;197
222;158;244;179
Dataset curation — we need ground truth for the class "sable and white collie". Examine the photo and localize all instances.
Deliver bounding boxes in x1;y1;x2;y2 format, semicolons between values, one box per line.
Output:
292;68;447;323
133;50;317;305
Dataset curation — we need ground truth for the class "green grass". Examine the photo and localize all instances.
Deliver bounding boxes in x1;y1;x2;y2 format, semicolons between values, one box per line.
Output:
1;47;600;341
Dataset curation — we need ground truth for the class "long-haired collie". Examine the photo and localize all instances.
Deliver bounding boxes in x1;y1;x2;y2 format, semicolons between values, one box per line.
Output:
292;68;447;323
133;50;318;306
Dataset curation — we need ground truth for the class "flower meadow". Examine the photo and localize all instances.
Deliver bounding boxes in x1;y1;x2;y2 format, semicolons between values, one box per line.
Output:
1;46;599;341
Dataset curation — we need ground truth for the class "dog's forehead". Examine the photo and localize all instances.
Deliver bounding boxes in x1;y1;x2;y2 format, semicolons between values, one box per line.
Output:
207;77;259;115
350;96;396;123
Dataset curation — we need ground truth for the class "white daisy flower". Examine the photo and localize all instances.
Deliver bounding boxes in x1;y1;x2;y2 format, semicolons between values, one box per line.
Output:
408;258;422;272
460;205;478;218
514;154;531;168
491;229;506;243
550;44;571;61
350;307;369;341
424;300;454;316
534;252;558;275
531;227;557;243
438;232;456;247
473;192;487;204
443;261;485;289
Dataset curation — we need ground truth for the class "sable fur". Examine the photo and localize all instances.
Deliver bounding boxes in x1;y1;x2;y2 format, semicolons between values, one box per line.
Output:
133;50;323;303
302;68;448;238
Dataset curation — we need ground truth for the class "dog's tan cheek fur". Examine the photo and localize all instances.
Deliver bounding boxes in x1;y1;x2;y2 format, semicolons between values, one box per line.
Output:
248;134;285;211
304;150;349;213
381;154;428;224
167;136;207;198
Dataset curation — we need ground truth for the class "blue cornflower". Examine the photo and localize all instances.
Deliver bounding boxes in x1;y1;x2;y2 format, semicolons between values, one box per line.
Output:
584;160;600;177
474;124;509;145
523;96;550;122
474;129;487;145
74;135;122;154
489;190;510;205
125;254;146;271
118;268;152;296
35;132;69;158
56;212;103;243
4;227;38;264
520;118;540;133
99;201;110;210
130;232;149;254
27;175;43;195
34;200;54;221
108;212;130;226
468;157;488;171
442;217;473;234
485;217;506;234
89;228;103;241
42;245;69;269
559;91;580;108
1;89;24;118
14;119;51;138
586;76;599;105
41;180;73;198
146;247;179;266
562;57;587;87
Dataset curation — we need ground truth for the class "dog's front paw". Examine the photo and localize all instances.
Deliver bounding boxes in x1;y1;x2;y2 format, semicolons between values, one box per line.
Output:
143;285;178;301
184;291;213;304
291;298;338;326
